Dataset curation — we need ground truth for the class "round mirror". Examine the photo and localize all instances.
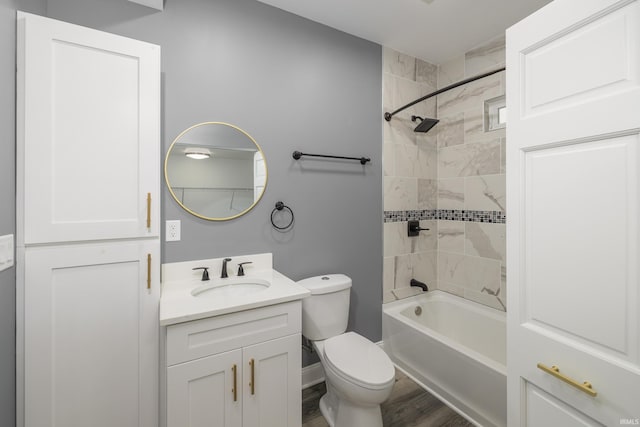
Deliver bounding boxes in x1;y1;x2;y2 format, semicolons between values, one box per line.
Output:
165;122;267;221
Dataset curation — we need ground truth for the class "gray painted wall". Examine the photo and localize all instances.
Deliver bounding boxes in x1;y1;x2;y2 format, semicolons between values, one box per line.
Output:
1;2;382;423
44;0;384;367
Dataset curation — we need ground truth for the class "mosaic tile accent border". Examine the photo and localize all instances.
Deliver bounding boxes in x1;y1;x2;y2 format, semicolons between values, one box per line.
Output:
384;209;506;224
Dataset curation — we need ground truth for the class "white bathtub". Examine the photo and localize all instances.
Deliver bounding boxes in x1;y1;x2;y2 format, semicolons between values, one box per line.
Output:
382;290;506;427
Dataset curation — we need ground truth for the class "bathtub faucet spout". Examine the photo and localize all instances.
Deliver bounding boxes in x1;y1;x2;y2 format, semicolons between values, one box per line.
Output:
410;279;429;292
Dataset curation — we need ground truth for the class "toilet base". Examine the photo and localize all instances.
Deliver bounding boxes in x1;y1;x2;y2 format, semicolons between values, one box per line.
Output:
319;391;383;427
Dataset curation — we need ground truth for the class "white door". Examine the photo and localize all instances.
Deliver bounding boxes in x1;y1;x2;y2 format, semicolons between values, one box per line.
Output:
243;334;301;427
17;12;160;244
506;0;640;425
167;349;243;427
22;241;159;427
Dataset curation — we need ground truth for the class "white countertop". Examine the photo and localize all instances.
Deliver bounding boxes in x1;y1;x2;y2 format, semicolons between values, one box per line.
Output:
160;253;310;326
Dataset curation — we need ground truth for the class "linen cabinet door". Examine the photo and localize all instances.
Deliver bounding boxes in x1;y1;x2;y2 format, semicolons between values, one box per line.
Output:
243;334;301;427
167;350;243;427
22;241;159;427
17;12;160;244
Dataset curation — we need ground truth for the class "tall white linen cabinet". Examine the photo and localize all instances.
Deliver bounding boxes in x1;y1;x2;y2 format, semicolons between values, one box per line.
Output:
16;12;161;427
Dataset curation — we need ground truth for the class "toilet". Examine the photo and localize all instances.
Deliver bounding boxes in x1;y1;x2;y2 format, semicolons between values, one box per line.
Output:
298;274;395;427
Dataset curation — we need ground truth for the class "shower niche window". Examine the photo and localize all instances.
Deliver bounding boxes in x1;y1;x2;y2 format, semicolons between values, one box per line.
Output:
484;95;506;131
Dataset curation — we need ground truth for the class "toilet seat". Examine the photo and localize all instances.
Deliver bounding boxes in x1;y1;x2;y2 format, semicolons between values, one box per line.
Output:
323;332;395;391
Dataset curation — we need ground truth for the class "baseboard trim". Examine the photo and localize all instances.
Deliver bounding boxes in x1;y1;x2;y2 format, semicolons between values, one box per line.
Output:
302;362;324;389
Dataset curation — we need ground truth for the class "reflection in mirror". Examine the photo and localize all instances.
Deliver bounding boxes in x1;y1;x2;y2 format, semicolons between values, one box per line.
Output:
165;122;267;220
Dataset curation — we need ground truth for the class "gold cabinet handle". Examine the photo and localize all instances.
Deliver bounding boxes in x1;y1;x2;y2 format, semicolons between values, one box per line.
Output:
232;364;237;402
249;358;255;395
146;193;151;229
146;254;151;290
537;363;597;397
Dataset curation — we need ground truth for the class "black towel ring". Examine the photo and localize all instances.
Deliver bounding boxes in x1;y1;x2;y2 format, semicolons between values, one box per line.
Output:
271;201;294;230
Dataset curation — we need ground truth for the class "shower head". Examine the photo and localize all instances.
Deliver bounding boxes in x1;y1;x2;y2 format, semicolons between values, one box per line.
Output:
411;115;439;133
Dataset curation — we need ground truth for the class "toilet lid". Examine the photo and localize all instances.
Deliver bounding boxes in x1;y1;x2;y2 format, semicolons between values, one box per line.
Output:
323;332;395;390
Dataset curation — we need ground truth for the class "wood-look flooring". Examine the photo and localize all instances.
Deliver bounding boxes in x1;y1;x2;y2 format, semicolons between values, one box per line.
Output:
302;369;474;427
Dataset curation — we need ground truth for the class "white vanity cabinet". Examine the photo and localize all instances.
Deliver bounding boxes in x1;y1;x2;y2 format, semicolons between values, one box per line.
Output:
165;301;302;427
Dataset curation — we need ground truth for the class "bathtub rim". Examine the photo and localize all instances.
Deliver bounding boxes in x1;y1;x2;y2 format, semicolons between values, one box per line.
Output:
382;290;507;377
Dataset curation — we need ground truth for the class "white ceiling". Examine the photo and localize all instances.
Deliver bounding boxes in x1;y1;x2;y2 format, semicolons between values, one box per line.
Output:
254;0;552;64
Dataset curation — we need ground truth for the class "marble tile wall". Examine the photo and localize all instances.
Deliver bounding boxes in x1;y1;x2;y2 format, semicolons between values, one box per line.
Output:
382;47;438;303
382;36;507;311
435;35;506;311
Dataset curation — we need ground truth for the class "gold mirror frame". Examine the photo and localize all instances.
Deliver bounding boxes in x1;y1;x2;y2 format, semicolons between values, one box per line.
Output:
164;122;268;221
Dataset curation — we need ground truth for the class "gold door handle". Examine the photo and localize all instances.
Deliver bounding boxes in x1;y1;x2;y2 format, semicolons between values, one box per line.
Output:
146;193;151;229
232;364;237;402
537;363;597;397
146;254;151;290
249;358;255;395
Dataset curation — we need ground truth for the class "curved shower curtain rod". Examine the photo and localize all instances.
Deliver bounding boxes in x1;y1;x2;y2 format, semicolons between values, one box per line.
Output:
383;66;506;122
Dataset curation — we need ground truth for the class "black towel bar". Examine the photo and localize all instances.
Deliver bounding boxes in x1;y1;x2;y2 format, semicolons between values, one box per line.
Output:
292;151;370;165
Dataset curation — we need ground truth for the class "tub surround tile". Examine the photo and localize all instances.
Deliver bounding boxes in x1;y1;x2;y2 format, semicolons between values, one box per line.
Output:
418;179;438;210
465;222;506;262
416;139;438;180
384;176;417;211
384;221;411;257
383;257;396;304
500;265;507;309
411;251;437;284
412;96;438;124
438;139;501;179
464;35;506;78
438;251;501;292
437;56;465;89
383;47;416;80
393;253;415;291
465;174;506;211
383;143;396;177
394;143;420;177
465;287;506;311
392;286;424;300
436;73;502;116
434;280;465;298
500;138;506;174
437;112;464;148
463;107;506;146
410;221;437;252
416;59;438;89
384;73;427;118
393;251;437;293
437;178;464;210
383;209;505;224
384;116;417;147
438;220;465;253
383;45;507;313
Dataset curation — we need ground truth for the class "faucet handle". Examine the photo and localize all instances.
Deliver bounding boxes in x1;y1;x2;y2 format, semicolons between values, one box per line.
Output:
237;262;253;276
192;267;210;281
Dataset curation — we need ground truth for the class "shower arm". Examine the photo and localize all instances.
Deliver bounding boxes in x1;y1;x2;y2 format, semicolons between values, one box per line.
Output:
383;66;506;122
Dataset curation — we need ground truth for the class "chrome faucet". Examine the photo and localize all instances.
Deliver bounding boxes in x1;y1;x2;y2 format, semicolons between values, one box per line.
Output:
221;258;232;278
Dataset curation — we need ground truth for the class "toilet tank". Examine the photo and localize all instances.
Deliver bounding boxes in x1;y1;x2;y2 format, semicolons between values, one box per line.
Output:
297;274;352;341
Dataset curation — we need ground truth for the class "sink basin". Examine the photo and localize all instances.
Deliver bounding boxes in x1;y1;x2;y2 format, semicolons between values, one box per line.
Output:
191;278;270;298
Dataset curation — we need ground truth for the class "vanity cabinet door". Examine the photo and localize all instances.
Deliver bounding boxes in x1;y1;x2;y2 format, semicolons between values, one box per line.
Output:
17;12;160;244
167;349;243;427
22;241;159;427
243;334;302;427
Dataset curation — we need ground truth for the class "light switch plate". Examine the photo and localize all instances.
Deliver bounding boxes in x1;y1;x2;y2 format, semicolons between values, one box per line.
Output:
0;234;14;272
166;220;181;242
